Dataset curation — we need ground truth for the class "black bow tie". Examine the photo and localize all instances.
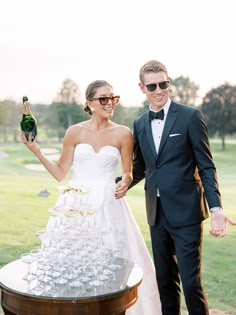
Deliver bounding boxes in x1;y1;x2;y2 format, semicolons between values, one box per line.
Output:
149;109;164;121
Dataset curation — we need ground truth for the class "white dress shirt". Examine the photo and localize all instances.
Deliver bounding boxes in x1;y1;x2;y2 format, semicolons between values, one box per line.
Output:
150;98;171;196
150;98;171;154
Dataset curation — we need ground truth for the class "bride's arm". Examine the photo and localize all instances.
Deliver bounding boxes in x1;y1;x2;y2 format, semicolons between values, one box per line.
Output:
115;128;133;199
21;127;76;182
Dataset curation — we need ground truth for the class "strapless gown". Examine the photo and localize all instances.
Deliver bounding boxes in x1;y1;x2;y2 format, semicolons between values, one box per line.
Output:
47;144;162;314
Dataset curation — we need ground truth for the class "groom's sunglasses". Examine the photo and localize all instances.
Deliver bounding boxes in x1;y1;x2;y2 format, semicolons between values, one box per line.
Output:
145;80;170;92
91;95;120;105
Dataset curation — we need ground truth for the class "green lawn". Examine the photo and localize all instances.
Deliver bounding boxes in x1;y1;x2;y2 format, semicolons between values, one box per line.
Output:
0;140;236;313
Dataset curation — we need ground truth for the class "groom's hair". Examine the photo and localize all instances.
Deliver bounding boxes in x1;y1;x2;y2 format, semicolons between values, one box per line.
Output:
139;60;168;83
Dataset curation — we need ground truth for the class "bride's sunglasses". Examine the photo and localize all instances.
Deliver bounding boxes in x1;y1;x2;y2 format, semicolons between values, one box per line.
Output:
91;95;120;105
145;80;170;92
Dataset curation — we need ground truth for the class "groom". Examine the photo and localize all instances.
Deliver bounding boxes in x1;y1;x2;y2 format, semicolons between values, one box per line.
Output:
129;60;236;315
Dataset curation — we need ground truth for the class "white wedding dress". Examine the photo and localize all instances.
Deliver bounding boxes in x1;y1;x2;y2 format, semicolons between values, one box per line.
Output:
47;144;162;314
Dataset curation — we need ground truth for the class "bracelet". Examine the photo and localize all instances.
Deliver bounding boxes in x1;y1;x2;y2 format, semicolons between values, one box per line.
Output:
209;207;223;213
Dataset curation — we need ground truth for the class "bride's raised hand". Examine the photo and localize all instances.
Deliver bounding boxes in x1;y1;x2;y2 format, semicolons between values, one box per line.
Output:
21;131;38;150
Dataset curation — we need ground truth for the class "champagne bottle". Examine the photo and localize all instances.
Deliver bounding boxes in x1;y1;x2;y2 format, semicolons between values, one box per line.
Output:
20;96;37;140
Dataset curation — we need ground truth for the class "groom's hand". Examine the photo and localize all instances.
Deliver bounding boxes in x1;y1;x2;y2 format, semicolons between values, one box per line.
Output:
209;210;236;237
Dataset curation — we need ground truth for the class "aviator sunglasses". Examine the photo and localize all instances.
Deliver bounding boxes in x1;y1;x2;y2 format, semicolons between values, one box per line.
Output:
91;95;120;105
145;80;170;92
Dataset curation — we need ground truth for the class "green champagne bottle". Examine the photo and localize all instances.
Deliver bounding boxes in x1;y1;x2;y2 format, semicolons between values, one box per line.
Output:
20;96;37;140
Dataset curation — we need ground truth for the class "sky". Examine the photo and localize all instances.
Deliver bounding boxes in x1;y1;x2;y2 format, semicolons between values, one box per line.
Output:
1;0;236;107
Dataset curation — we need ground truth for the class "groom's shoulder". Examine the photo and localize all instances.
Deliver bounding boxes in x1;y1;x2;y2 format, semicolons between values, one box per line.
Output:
134;110;149;124
171;100;198;114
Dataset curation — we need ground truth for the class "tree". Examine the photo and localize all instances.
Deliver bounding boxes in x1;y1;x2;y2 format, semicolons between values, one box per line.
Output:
55;78;81;104
201;83;236;150
54;78;83;129
0;100;21;142
137;99;150;116
51;79;87;139
46;102;88;140
112;103;139;129
169;76;199;106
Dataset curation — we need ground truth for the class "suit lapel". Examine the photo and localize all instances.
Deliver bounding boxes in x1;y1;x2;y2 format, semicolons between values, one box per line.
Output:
158;102;178;157
144;112;158;159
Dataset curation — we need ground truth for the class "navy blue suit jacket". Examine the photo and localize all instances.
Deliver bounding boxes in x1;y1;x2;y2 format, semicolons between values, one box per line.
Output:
131;100;222;227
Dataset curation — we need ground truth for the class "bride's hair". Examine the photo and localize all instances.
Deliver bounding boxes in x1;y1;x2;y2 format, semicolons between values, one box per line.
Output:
84;80;113;115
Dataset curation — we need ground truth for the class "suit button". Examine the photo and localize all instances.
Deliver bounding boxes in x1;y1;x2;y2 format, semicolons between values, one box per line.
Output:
156;164;160;168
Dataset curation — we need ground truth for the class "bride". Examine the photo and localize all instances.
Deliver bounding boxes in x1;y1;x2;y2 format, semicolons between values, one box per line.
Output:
21;80;162;314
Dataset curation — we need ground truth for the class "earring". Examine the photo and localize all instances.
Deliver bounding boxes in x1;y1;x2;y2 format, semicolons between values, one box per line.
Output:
90;107;95;112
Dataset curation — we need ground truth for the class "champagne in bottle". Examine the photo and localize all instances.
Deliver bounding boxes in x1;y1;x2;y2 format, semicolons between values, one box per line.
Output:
20;96;37;140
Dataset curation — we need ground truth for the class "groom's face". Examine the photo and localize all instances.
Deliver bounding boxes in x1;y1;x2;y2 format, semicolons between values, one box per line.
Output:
139;71;170;111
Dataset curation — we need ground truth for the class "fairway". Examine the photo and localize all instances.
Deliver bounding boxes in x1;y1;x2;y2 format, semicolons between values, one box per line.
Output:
0;141;236;314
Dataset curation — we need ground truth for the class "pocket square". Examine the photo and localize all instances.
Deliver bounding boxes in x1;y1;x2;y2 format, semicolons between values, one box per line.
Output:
169;133;181;137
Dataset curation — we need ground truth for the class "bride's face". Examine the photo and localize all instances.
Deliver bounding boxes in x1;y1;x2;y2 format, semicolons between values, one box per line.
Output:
88;85;120;117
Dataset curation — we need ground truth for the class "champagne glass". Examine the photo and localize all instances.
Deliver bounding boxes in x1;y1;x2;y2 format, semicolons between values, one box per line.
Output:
20;253;36;281
88;262;104;287
68;279;83;288
63;269;77;280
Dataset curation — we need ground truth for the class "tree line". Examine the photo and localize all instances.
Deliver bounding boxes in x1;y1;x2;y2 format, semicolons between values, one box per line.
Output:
0;77;236;150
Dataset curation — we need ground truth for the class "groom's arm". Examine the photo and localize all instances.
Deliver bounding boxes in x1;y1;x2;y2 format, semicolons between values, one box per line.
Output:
115;121;146;188
124;121;146;189
129;123;146;188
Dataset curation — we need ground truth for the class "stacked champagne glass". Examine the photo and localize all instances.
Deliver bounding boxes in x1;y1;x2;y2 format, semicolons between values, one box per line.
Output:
20;185;123;297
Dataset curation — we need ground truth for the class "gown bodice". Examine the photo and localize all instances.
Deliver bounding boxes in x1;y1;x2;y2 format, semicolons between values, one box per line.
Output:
70;144;120;186
63;144;121;215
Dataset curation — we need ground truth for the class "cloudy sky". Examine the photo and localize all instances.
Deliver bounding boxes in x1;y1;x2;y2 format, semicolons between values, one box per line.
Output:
1;0;235;106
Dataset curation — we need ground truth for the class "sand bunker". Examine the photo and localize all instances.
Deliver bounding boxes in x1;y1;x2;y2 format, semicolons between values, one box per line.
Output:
0;148;60;171
0;151;8;158
25;148;60;171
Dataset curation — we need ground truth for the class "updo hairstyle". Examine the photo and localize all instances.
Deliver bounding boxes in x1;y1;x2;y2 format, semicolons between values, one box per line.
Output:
84;80;113;115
